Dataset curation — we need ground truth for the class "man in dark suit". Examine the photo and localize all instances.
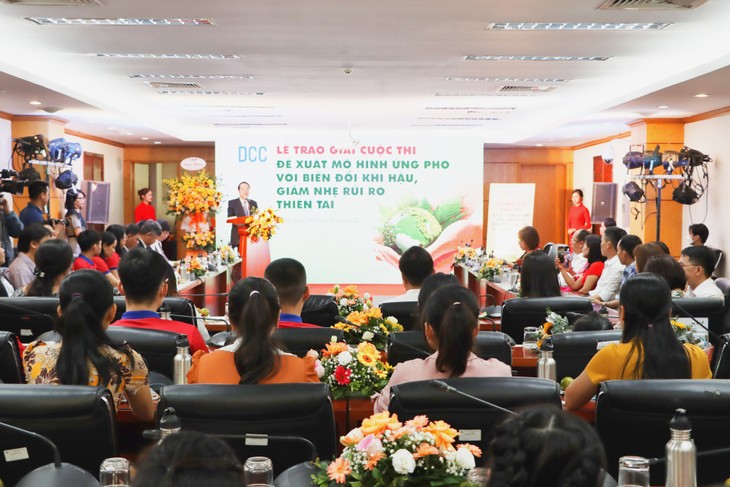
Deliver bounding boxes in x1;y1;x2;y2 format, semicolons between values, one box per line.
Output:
227;181;257;247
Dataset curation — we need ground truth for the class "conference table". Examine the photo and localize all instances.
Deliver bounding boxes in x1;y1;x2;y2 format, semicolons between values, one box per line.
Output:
178;259;240;316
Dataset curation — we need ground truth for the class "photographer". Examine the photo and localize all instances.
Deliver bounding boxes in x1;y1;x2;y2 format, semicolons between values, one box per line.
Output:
19;180;48;227
0;191;23;265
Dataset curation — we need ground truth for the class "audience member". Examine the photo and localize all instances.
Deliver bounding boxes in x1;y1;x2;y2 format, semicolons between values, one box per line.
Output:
264;257;319;329
150;219;171;257
516;226;540;267
567;229;590;276
101;230;121;280
645;254;687;297
106;224;128;257
0;245;13;296
22;269;154;420
138;220;162;250
14;239;73;297
634;242;666;273
599;217;616;236
572;311;612;332
187;276;319;384
374;285;511;413
565;273;711;410
19;180;49;227
680;245;724;300
589;226;627;303
64;189;86;253
0;191;23;265
383;246;434;303
520;250;561;298
688;223;709;246
567;189;591;241
558;235;604;294
5;223;51;289
114;248;208;354
601;233;643;308
125;223;141;251
132;431;245;487
73;229;119;287
485;406;606;487
163;262;210;341
653;240;671;254
416;272;459;330
134;187;156;223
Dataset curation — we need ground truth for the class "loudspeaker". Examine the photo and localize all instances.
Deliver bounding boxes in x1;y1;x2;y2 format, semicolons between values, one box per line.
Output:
80;180;110;224
591;183;617;223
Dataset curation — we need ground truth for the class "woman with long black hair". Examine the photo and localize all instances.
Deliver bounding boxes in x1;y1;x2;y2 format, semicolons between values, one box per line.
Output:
564;273;711;409
520;250;561;298
187;276;319;384
13;239;73;297
558;234;605;294
23;270;154;420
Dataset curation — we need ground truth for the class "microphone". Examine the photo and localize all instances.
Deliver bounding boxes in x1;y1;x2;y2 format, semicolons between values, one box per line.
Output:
430;379;517;416
169;313;232;335
671;300;722;344
648;446;730;465
1;421;62;467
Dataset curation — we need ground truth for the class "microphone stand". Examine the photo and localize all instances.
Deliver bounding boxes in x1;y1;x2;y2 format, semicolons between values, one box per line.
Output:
431;380;516;416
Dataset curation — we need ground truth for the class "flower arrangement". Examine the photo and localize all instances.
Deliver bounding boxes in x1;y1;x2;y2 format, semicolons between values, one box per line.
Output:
538;308;571;348
164;172;223;217
244;207;283;243
452;244;481;269
333;307;403;351
478;257;503;281
312;411;481;487
329;285;373;317
183;229;216;252
671;318;703;346
219;244;237;263
311;341;393;399
187;257;207;279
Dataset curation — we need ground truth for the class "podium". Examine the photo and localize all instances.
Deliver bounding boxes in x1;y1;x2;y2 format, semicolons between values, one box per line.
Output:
227;216;250;278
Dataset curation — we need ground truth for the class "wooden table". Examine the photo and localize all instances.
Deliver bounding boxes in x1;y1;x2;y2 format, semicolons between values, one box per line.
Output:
179;260;239;316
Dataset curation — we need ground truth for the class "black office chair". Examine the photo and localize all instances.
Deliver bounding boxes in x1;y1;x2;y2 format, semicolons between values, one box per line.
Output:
112;296;198;328
0;330;24;384
595;379;730;486
273;328;344;357
0;297;59;343
157;383;337;477
549;330;622;380
0;384;116;484
711;332;730;379
380;301;419;331
671;297;724;345
389;377;561;454
500;297;593;344
301;295;338;327
713;277;730;332
387;331;513;367
106;326;184;383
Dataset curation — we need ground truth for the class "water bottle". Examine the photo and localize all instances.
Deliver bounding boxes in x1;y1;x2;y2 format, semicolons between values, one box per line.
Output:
537;338;557;381
666;408;696;487
173;336;192;384
158;407;181;441
160;305;171;321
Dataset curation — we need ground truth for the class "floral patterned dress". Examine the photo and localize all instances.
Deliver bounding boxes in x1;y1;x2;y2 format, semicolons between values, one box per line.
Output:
23;340;149;409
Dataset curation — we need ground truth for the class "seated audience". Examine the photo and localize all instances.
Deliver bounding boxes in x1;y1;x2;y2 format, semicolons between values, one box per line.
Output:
0;245;13;296
383;246;434;303
589;226;627;303
164;263;210;341
113;248;208;354
572;311;612;332
187;277;319;384
520;250;561;298
558;235;604;294
645;254;687;297
599;217;616;236
564;273;711;410
132;431;245;487
633;242;667;273
516;226;540;267
374;285;511;413
416;272;459;330
565;229;590;277
101;230;121;280
653;240;671;254
137;220;162;250
73;229;120;287
22;270;154;421
602;233;643;308
125;223;141;251
150;219;171;257
106;223;128;258
13;239;73;297
485;406;606;487
688;223;709;247
6;223;51;289
264;257;319;328
680;245;724;300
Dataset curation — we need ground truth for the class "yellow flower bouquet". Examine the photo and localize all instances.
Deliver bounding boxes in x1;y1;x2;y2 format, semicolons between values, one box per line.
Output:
243;207;283;243
182;229;216;252
333;307;403;351
187;256;207;279
310;340;393;399
163;172;223;217
329;284;373;317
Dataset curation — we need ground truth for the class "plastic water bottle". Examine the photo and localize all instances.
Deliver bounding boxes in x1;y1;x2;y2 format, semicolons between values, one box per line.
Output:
159;407;181;440
173;336;191;384
666;408;696;487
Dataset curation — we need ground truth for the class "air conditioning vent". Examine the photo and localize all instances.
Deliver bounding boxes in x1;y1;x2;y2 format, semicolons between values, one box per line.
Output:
1;0;101;4
597;0;708;9
498;85;555;93
146;82;202;89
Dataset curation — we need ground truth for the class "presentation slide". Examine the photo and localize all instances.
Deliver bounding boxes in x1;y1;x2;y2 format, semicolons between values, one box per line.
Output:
215;134;483;284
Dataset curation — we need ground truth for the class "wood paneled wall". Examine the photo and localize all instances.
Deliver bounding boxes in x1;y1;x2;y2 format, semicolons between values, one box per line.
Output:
483;148;574;248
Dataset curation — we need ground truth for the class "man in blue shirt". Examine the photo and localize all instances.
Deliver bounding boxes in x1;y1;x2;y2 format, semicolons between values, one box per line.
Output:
19;180;48;228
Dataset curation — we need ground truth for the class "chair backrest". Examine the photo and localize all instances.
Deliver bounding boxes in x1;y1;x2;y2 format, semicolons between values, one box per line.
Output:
500;297;593;343
301;295;338;327
389;377;560;453
550;330;622;380
157;383;336;476
0;297;59;343
387;331;513;367
595;379;730;486
0;384;116;484
713;277;730;333
0;331;24;383
273;328;344;357
712;333;730;379
112;296;198;327
106;326;183;380
380;301;419;331
671;297;725;342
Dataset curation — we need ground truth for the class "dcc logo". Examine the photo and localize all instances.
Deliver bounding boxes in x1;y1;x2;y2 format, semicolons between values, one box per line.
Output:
238;146;267;163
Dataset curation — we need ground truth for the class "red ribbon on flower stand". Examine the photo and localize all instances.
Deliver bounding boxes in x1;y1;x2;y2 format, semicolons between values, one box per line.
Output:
227;216;249;278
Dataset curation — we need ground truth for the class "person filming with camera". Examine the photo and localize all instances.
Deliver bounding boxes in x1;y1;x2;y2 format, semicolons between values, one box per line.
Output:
0;190;23;265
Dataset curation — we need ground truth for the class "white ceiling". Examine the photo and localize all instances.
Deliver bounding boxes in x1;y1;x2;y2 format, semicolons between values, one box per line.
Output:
0;0;729;147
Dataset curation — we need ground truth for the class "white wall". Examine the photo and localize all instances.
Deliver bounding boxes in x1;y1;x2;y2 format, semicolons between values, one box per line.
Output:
684;113;730;276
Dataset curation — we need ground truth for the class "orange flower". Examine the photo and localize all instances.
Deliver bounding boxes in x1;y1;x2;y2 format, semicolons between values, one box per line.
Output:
366;307;383;319
543;322;553;334
424;420;459;450
405;415;429;429
364;452;385;471
413;442;439;459
357;342;379;357
322;341;348;357
326;457;352;484
346;311;368;325
344;285;359;295
360;411;402;437
459;443;483;458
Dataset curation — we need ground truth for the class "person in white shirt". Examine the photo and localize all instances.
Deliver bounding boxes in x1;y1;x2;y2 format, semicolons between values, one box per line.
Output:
382;246;434;304
589;226;627;303
149;219;171;259
558;230;590;287
6;223;52;289
680;245;725;301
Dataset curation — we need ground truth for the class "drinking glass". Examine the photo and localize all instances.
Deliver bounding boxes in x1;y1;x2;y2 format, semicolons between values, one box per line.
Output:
244;456;273;486
99;457;130;487
617;455;650;487
509;272;519;291
466;467;489;486
523;327;539;351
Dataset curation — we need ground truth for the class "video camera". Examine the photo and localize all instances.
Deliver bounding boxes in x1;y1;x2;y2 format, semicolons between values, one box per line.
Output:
0;169;30;195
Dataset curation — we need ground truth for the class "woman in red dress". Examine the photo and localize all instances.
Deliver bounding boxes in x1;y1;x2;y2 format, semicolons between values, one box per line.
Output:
134;187;156;223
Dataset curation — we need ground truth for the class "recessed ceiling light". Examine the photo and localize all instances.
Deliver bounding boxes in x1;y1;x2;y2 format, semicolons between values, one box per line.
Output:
694;93;710;98
157;90;264;95
88;53;239;60
486;22;671;31
446;76;569;83
464;55;609;61
129;74;254;80
154;141;162;144
125;132;133;135
536;143;544;146
141;137;150;140
657;105;669;109
29;100;42;105
108;126;116;130
27;18;214;26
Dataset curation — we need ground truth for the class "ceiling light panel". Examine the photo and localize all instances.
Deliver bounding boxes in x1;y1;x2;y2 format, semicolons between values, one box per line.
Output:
425;106;516;111
157;90;263;95
27;18;214;26
145;82;202;89
446;76;569;83
129;74;253;80
433;93;537;97
597;0;708;10
464;55;609;61
486;22;670;30
89;53;238;60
